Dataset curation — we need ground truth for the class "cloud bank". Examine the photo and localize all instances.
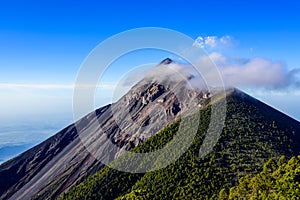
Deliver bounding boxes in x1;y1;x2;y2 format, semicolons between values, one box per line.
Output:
0;83;116;90
209;54;297;89
191;35;300;91
120;52;300;92
140;55;300;92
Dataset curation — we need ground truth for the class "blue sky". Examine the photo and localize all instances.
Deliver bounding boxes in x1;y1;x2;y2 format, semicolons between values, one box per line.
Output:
0;0;300;156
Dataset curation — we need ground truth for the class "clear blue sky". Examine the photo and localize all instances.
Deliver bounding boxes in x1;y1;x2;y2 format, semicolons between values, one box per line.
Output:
0;0;300;126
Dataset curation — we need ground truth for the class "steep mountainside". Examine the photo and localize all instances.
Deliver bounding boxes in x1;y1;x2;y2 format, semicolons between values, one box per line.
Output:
59;90;300;200
0;59;212;200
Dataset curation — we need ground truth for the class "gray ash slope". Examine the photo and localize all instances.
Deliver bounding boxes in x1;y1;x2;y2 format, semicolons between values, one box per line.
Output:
0;59;212;200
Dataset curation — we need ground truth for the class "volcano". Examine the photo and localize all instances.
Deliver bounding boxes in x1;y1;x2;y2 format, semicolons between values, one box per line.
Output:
0;59;300;200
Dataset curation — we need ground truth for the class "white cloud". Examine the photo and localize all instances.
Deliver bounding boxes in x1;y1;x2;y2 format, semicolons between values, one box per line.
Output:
205;36;217;48
220;35;232;45
219;57;289;89
193;36;205;48
0;83;116;90
208;52;227;64
202;52;300;90
0;84;74;89
193;35;234;50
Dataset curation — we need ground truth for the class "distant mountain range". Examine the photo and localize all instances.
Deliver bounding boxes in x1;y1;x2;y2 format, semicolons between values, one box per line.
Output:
0;59;299;200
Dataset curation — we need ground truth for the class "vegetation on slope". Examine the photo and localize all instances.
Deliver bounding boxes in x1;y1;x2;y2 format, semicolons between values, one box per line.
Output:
58;91;300;200
222;155;300;199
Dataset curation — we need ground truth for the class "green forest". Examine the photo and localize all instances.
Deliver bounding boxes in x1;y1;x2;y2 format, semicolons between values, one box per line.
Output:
58;92;300;200
223;155;300;199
